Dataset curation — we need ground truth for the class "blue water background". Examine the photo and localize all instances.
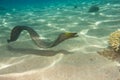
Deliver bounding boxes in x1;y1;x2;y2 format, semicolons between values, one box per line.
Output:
0;0;120;39
0;0;119;9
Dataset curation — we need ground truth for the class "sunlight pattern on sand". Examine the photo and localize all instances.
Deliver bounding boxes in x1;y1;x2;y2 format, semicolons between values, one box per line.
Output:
0;0;120;80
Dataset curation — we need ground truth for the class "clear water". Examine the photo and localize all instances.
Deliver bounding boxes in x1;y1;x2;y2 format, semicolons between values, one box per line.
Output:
0;0;120;80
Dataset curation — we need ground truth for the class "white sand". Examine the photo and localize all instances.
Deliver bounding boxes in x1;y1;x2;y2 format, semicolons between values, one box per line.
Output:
0;53;120;80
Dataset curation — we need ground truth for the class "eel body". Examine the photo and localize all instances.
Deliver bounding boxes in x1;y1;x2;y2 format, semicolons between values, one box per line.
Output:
7;26;78;48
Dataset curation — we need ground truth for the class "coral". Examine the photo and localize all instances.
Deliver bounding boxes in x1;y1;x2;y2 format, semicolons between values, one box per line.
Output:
98;48;120;61
98;30;120;61
108;30;120;51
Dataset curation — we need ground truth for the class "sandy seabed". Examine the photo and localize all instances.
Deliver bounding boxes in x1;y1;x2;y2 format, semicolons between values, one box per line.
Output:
0;2;120;80
0;53;120;80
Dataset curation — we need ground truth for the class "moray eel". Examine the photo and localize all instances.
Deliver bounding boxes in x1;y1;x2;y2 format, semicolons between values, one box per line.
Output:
7;26;78;48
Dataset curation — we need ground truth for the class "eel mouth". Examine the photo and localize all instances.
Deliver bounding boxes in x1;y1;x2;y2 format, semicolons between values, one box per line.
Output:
64;32;78;38
73;33;78;37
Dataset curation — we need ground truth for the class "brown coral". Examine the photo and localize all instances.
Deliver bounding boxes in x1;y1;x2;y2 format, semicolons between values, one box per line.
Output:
108;30;120;51
98;30;120;61
98;48;120;61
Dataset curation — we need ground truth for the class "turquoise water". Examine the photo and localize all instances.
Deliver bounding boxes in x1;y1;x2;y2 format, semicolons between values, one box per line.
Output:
0;0;120;80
